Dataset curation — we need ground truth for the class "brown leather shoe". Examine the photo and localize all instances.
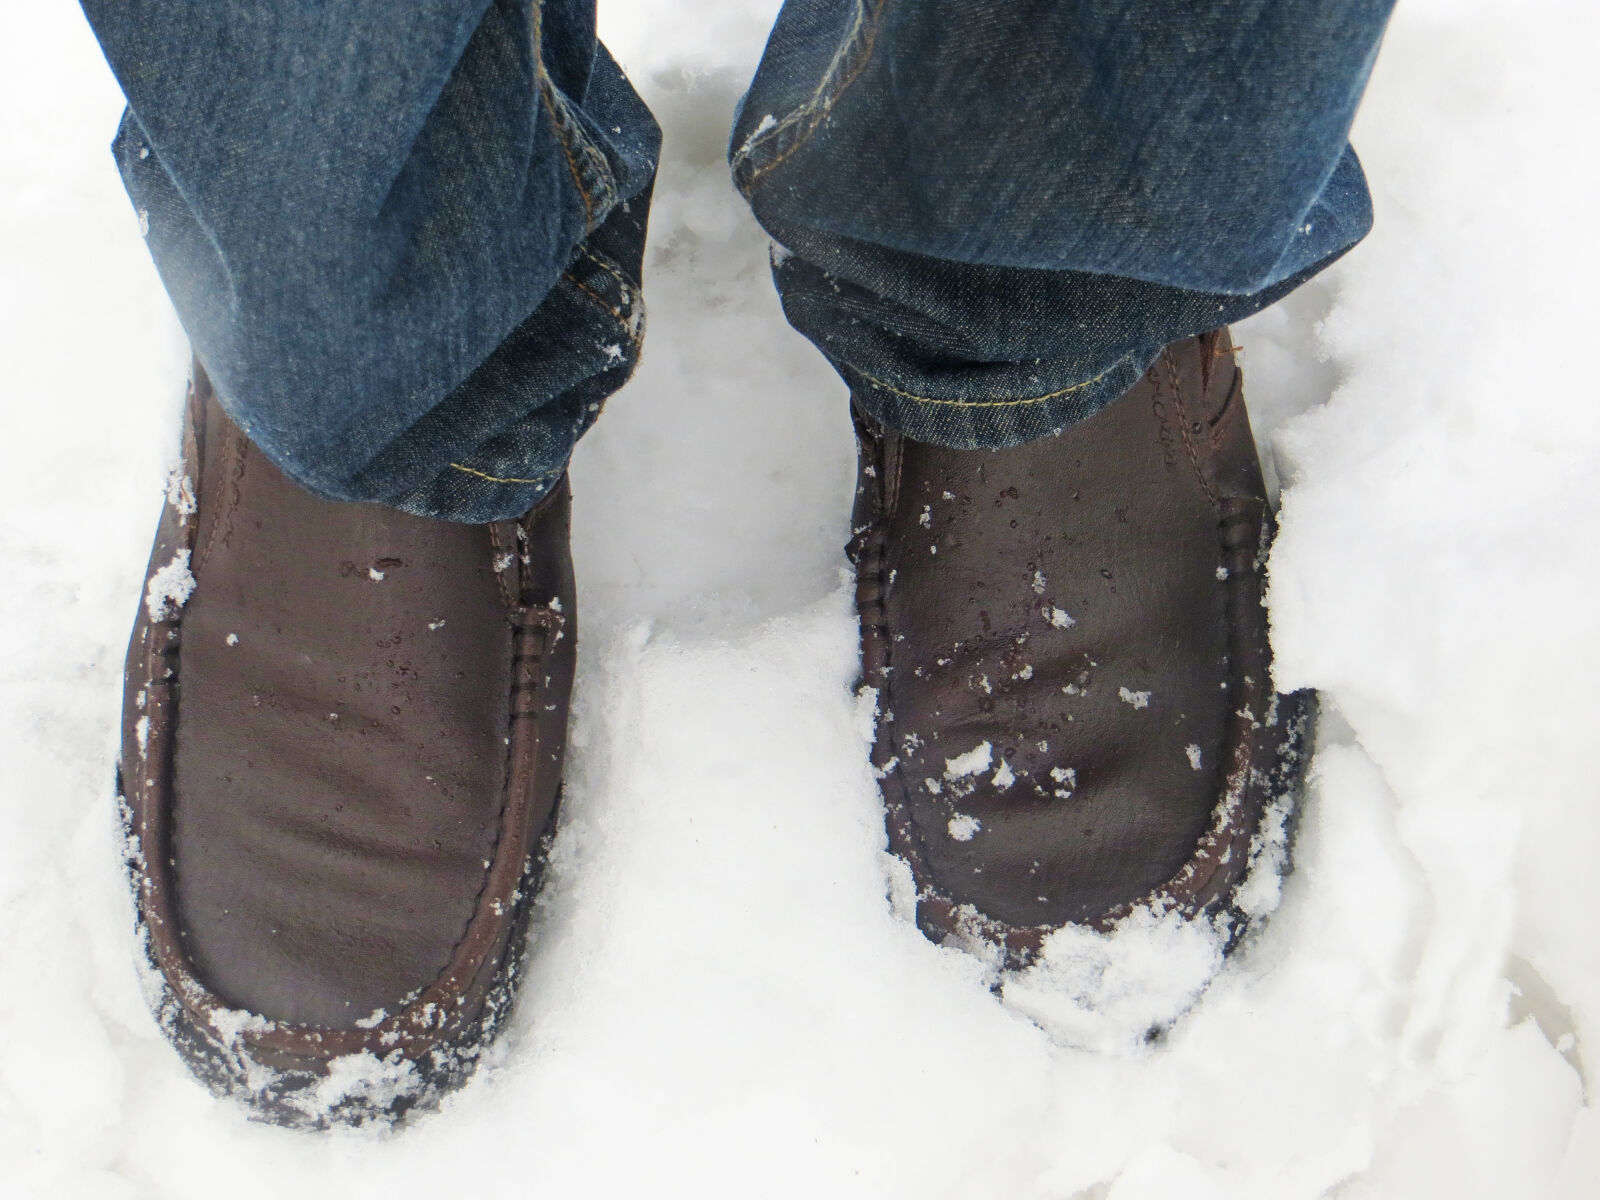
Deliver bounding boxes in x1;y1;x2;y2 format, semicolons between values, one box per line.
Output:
850;329;1313;972
118;365;575;1128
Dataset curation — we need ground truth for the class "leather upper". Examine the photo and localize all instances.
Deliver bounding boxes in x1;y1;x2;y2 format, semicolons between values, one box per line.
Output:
121;366;574;1053
852;330;1300;953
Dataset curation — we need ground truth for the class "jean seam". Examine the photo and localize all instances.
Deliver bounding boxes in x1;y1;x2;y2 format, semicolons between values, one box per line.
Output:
533;2;617;231
561;271;641;345
444;249;641;492
731;0;889;193
562;243;645;345
448;462;562;485
577;244;638;297
854;358;1128;409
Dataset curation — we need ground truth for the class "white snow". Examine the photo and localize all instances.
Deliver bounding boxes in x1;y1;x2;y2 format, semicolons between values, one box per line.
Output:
1185;743;1203;771
143;548;194;621
2;1;1596;1197
1050;765;1077;800
947;814;981;842
1118;686;1152;709
943;741;993;779
1045;605;1075;628
163;467;196;516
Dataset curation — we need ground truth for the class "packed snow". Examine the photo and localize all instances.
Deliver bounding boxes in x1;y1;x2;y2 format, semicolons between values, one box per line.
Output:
1;1;1597;1197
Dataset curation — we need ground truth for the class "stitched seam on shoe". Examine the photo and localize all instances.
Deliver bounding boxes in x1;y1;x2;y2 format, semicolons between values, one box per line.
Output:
872;454;955;912
195;418;244;574
1166;351;1220;506
389;538;563;1002
856;360;1122;409
732;0;889;192
1209;371;1242;449
425;601;561;1014
488;524;517;610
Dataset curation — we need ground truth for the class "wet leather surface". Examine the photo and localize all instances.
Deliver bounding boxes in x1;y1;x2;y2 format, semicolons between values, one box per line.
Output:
171;395;517;1027
855;332;1266;927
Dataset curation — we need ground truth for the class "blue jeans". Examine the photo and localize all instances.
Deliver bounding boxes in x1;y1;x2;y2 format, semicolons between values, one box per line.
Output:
82;0;1393;523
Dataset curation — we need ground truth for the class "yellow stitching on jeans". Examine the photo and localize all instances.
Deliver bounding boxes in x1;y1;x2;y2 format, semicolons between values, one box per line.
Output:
539;77;595;228
449;462;559;485
562;271;642;346
577;245;635;295
733;0;876;159
855;360;1123;408
732;0;888;189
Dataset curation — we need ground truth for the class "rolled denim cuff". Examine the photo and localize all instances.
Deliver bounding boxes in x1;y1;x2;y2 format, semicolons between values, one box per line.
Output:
731;0;1387;447
762;215;1358;450
94;0;659;523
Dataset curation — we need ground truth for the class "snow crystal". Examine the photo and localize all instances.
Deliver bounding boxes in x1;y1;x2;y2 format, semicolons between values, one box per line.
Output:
163;467;196;516
1118;686;1151;709
427;619;446;631
368;567;385;581
1044;606;1074;628
944;741;992;779
224;632;238;646
1031;570;1046;595
144;549;195;621
947;813;981;841
1185;743;1203;770
991;760;1015;789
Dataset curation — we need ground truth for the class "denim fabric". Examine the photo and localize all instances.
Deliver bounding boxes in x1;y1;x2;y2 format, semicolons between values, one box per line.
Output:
84;0;1391;520
83;0;659;522
732;0;1394;447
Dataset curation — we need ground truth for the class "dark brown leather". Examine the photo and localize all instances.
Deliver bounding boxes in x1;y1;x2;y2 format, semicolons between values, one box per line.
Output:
851;330;1312;965
119;365;574;1125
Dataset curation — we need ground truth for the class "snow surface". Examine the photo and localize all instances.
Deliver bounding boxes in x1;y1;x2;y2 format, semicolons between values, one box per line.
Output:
2;1;1598;1196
